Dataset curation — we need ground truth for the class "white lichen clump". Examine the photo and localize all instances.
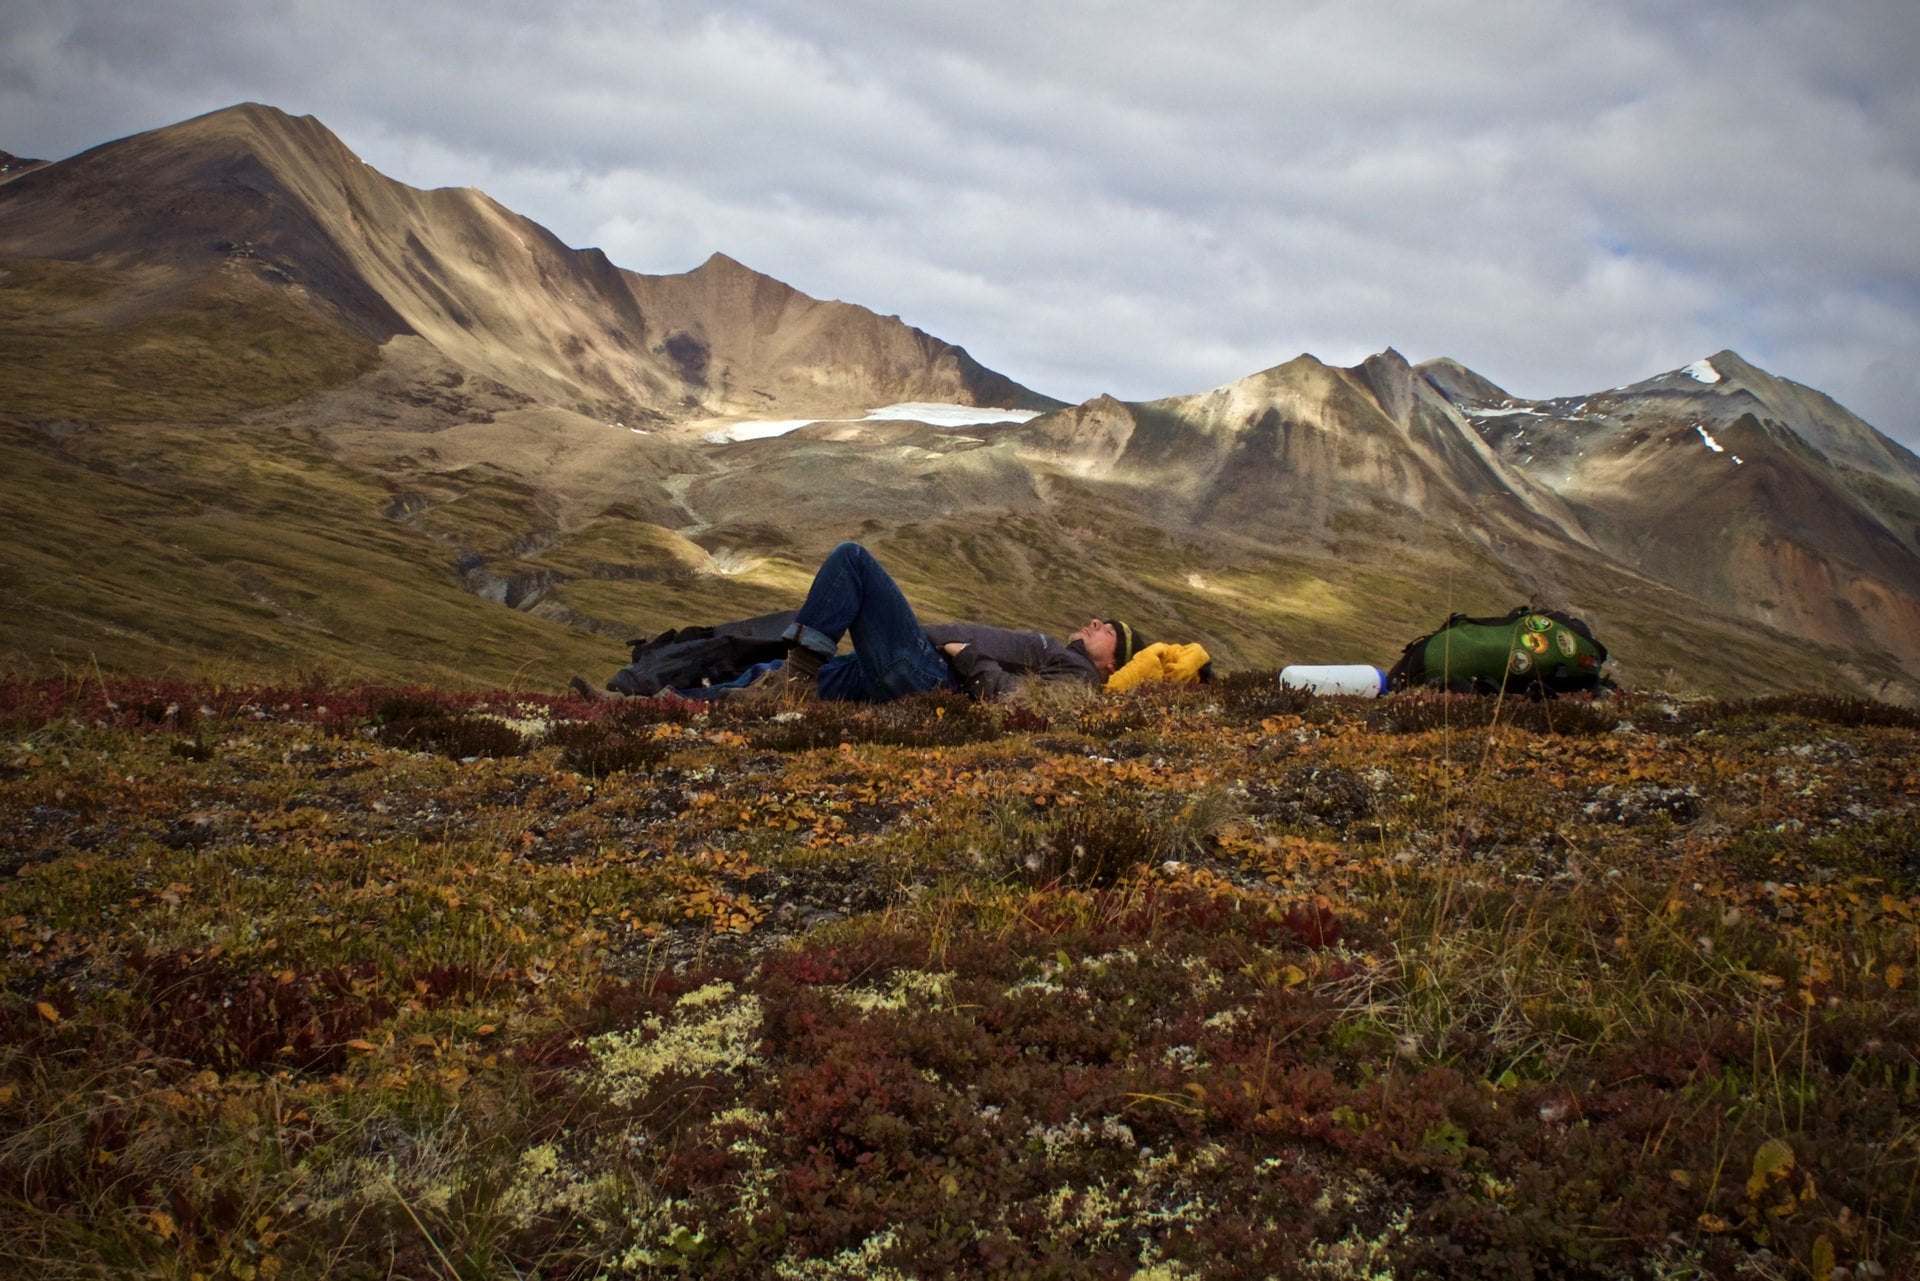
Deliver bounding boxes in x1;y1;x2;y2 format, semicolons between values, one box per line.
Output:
839;968;956;1013
585;981;763;1104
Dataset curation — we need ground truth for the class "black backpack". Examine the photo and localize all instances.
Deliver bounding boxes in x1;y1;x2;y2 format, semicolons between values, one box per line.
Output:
1385;606;1611;698
608;610;798;696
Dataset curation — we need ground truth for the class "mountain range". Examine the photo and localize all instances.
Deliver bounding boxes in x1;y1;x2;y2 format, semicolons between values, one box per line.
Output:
4;103;1919;702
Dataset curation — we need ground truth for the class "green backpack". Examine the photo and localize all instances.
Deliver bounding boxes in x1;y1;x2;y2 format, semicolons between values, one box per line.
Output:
1385;606;1610;698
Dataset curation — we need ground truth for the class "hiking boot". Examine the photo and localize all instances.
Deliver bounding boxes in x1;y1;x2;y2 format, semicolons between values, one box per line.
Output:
569;674;626;703
736;648;824;703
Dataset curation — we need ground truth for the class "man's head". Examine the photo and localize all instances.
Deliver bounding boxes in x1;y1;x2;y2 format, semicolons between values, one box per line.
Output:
1069;618;1145;677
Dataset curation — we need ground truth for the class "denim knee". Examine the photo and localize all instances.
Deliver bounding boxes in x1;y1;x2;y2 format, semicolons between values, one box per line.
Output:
824;541;871;569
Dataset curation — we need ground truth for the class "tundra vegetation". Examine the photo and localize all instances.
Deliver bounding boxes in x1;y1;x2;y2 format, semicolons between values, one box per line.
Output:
0;675;1915;1279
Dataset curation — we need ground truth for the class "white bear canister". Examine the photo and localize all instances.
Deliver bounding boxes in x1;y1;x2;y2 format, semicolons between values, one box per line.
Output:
1277;664;1388;697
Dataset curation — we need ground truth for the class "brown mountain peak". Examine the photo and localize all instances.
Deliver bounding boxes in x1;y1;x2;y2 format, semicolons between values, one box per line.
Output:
693;250;753;274
1415;357;1513;407
83;101;353;184
1706;347;1754;373
1355;347;1418;424
171;100;311;136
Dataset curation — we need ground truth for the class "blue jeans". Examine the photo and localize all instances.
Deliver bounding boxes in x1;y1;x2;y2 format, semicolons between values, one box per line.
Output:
785;543;959;702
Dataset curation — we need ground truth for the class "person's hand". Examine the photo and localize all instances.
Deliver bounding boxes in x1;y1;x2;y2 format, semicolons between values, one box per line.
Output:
941;642;969;656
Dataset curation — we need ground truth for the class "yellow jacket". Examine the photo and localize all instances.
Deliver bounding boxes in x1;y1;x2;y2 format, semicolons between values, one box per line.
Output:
1105;642;1212;692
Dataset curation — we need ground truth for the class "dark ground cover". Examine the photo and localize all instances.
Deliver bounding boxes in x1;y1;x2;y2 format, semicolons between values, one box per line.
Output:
0;675;1915;1279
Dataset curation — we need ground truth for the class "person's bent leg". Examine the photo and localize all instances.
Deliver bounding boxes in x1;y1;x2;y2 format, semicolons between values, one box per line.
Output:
784;543;895;656
744;541;884;700
788;542;953;701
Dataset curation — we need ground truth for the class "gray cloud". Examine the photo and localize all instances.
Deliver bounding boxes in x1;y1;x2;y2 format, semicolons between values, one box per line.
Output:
4;0;1916;446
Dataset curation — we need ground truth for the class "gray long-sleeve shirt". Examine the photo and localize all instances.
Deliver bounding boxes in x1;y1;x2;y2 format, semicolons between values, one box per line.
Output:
922;622;1099;701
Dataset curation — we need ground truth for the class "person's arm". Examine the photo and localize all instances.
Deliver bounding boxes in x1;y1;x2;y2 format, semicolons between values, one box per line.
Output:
941;634;1098;700
941;641;1022;701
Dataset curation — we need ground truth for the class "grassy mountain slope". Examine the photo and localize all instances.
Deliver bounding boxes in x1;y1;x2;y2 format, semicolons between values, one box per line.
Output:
0;256;377;422
0;421;611;688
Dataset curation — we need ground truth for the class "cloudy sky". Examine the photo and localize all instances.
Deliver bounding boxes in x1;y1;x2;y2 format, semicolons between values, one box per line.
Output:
7;0;1919;447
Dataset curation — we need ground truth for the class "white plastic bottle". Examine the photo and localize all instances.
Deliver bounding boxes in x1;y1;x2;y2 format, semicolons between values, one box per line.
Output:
1277;664;1388;697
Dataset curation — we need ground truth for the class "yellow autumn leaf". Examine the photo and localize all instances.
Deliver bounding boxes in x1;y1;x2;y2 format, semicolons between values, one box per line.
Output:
1747;1138;1795;1198
345;1038;377;1052
1279;964;1307;988
1887;964;1906;991
1811;1235;1835;1278
148;1209;178;1241
34;1001;59;1023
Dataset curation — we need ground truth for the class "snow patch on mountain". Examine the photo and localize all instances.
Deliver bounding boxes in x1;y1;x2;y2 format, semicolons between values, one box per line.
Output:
702;402;1042;444
1684;359;1722;384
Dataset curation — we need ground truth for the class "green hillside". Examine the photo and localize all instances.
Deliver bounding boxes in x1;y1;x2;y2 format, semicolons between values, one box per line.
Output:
0;421;611;690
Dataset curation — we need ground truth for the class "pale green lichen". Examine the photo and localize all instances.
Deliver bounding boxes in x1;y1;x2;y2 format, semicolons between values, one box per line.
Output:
1078;947;1141;974
1202;1005;1248;1031
710;1105;770;1131
595;1107;783;1274
1129;1261;1197;1280
1006;1141;1227;1260
772;1227;912;1280
675;980;739;1009
1045;1180;1131;1243
716;1106;779;1217
482;703;554;739
1299;1182;1409;1280
839;968;955;1013
604;1197;709;1274
585;981;763;1105
497;1141;628;1231
581;993;778;1275
1180;953;1226;994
